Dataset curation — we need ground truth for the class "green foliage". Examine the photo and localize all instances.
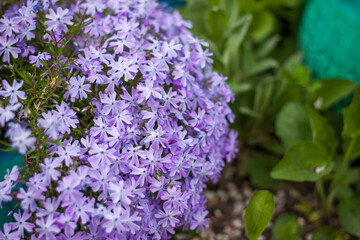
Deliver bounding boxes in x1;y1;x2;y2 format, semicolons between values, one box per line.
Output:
246;152;281;189
311;226;338;240
275;102;312;149
182;0;302;141
245;190;275;240
271;141;333;182
182;0;360;238
337;196;360;237
271;214;303;240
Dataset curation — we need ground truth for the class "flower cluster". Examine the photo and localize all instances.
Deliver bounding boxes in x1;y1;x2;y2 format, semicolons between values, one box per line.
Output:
0;0;237;239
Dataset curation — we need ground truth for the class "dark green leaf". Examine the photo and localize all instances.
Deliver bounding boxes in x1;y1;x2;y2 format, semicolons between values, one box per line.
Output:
271;141;332;182
245;190;275;240
342;88;360;138
307;107;337;156
275;102;312;149
247;153;282;189
338;195;360;237
271;214;303;240
312;226;337;240
311;79;357;110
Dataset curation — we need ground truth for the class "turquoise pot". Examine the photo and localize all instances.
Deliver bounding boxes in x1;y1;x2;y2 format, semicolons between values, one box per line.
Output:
299;0;360;83
0;149;24;227
159;0;185;7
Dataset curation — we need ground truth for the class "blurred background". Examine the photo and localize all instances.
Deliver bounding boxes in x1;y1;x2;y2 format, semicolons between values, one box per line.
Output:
160;0;360;239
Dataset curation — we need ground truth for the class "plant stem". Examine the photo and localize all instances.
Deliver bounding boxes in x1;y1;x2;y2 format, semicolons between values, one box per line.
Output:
331;137;355;190
327;137;356;210
316;180;328;217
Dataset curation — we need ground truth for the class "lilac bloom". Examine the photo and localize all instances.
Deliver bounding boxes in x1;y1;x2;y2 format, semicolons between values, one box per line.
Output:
35;215;60;240
53;102;79;134
0;223;19;240
0;103;20;126
17;187;45;212
137;80;162;101
0;79;26;104
155;208;181;228
65;76;91;101
56;173;82;204
29;52;51;67
10;210;35;238
36;198;60;218
108;57;138;82
108;180;133;205
0;36;21;62
80;0;106;15
45;7;73;33
8;125;36;154
0;16;20;37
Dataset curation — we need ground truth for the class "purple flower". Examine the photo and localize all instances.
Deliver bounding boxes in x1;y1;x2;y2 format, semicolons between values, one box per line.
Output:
35;215;60;240
29;52;51;67
0;103;20;126
0;79;26;104
0;36;21;62
65;76;91;102
45;7;73;34
10;210;35;238
6;124;36;154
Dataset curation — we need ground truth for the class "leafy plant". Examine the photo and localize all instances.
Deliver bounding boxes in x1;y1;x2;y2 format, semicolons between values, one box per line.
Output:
272;86;360;237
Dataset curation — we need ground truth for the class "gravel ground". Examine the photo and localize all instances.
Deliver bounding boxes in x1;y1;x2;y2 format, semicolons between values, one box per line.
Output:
174;161;357;240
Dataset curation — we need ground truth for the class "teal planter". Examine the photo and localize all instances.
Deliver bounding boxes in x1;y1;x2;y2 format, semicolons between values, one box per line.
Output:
0;149;24;228
299;0;360;83
159;0;184;7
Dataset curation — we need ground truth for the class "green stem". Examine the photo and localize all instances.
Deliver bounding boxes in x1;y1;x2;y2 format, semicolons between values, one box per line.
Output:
328;137;356;209
316;180;328;217
331;137;355;190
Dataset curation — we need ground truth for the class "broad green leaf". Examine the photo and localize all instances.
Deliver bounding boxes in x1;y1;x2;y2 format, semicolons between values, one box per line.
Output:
245;190;275;240
271;141;332;182
271;214;303;240
311;79;357;110
307;107;337;156
275;102;312;149
247;153;282;189
338;195;360;237
342;88;360;138
312;226;337;240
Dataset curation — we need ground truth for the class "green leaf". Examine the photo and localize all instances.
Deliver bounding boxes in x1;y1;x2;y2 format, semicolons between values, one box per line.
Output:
245;190;275;240
338;195;360;237
250;11;276;43
275;102;312;149
247;153;282;189
342;88;360;138
271;141;332;182
311;79;357;110
312;226;337;240
307;107;337;156
271;214;303;240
